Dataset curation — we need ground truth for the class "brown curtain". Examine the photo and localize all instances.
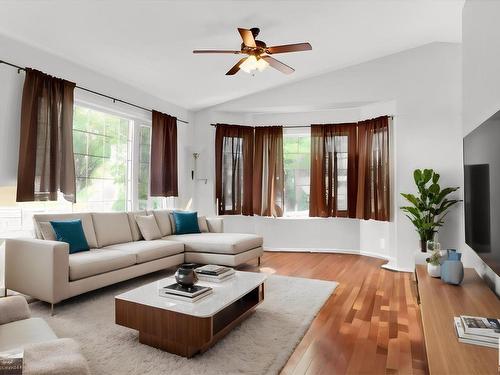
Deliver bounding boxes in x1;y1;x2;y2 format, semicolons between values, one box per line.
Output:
215;124;254;215
356;116;390;221
309;123;358;217
253;126;284;217
16;69;76;202
150;110;178;197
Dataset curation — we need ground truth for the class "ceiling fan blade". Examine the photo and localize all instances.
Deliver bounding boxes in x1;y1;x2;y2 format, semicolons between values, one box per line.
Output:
261;56;294;74
193;50;241;54
238;28;256;48
226;57;248;75
267;43;312;54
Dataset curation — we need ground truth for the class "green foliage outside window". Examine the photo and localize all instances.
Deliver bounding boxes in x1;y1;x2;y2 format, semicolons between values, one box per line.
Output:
73;106;130;211
284;135;311;214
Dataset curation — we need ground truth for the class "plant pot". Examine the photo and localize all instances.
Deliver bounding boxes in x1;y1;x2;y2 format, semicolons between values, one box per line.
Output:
420;239;427;253
427;262;441;278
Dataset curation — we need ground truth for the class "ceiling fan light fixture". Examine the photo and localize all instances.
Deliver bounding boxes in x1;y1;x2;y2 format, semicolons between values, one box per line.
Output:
239;55;269;74
256;56;269;72
240;55;258;73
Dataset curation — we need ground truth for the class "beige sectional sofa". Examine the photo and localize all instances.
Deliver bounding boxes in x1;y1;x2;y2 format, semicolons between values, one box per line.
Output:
5;210;263;309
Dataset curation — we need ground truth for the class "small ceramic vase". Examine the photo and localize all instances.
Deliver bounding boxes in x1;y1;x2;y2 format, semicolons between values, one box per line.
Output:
441;250;464;285
174;263;198;287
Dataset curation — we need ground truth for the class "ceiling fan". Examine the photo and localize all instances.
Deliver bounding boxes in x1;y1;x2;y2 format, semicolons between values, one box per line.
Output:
193;27;312;75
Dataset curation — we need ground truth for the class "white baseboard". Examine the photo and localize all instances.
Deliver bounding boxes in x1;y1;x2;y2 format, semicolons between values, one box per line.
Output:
263;246;393;262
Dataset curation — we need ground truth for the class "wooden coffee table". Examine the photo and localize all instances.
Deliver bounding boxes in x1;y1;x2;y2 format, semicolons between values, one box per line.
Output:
115;271;267;357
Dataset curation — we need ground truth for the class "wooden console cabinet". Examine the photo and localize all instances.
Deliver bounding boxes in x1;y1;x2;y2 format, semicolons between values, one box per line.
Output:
415;265;500;374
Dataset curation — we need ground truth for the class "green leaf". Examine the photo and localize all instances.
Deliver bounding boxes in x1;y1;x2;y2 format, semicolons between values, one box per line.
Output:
413;169;423;185
432;173;440;183
429;183;440;195
422;169;433;184
401;193;420;207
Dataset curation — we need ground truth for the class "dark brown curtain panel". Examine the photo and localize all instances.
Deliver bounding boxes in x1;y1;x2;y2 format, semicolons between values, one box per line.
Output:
150;110;178;197
253;126;284;217
16;69;76;202
215;124;254;215
356;116;390;221
309;123;358;217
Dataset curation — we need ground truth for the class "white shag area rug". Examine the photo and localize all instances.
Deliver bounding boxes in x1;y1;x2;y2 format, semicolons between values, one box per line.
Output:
30;271;337;375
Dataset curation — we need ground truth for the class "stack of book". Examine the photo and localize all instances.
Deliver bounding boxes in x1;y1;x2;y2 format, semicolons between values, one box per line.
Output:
159;283;212;302
0;352;23;375
195;265;235;282
454;315;500;348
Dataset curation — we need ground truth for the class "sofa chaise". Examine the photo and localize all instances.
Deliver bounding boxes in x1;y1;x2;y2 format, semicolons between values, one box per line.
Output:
5;210;263;311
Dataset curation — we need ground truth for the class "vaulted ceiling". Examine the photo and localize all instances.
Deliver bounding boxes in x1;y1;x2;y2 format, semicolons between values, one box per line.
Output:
0;1;463;110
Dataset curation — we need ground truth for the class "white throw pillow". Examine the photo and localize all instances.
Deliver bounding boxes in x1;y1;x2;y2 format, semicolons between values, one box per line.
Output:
135;215;162;241
39;222;56;241
198;216;209;233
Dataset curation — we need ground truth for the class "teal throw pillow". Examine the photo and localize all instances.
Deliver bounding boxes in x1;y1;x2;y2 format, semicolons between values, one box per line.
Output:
50;219;90;254
173;211;201;235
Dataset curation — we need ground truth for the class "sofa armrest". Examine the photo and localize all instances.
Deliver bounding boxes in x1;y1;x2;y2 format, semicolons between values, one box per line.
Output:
206;217;223;233
0;295;31;325
5;238;69;304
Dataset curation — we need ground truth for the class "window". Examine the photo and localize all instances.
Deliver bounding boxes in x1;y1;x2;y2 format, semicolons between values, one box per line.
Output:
73;106;132;211
0;102;171;237
222;136;244;212
325;135;348;212
283;130;311;216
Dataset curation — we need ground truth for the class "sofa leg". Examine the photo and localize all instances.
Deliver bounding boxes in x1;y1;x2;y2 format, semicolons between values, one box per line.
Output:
50;303;55;316
258;257;261;266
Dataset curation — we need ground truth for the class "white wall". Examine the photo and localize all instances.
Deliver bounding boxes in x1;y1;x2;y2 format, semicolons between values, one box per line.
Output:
0;33;195;208
462;0;500;295
193;42;463;271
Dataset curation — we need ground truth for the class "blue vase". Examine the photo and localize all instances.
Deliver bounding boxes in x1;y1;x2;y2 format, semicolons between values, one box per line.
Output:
441;250;464;285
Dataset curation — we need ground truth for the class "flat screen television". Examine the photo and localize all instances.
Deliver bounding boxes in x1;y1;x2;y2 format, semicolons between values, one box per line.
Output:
464;110;500;276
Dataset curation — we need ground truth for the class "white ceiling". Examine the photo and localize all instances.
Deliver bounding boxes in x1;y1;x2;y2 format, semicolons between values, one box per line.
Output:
0;1;463;111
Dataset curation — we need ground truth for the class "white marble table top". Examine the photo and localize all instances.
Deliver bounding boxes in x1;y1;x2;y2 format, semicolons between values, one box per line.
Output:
115;271;268;318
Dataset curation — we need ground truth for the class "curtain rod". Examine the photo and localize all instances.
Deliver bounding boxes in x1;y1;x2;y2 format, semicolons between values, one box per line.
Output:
0;59;189;124
210;116;394;129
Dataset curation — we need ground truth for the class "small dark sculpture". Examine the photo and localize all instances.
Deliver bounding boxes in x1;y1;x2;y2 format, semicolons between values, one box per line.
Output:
175;263;198;287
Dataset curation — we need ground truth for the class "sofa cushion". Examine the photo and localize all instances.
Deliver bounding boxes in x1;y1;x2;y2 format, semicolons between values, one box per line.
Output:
69;249;136;281
127;210;146;241
152;209;173;236
198;216;209;233
39;222;57;241
50;220;90;254
106;240;184;264
91;212;133;248
135;215;162;241
33;213;98;248
172;211;200;235
0;317;57;354
166;233;263;255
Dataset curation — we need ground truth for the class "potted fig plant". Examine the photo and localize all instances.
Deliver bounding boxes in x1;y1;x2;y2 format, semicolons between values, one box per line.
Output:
401;169;461;252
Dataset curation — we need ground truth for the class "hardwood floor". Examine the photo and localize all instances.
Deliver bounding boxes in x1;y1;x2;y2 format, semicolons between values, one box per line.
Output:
240;252;427;375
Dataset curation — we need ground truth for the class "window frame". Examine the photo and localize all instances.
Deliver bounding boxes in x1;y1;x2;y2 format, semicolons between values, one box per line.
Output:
283;128;311;217
73;99;170;211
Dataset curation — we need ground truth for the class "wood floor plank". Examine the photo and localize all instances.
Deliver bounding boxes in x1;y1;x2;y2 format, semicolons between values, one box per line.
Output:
241;252;427;375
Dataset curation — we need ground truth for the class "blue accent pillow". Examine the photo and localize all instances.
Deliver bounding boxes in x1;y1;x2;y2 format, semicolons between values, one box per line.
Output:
50;219;90;254
173;211;200;235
